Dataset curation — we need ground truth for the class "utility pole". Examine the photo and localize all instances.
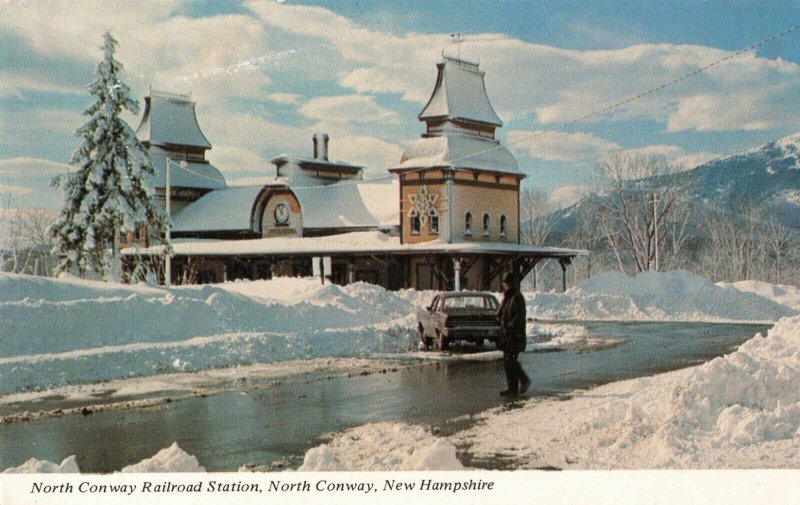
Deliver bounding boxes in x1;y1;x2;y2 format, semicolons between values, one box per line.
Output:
164;156;172;287
653;193;659;272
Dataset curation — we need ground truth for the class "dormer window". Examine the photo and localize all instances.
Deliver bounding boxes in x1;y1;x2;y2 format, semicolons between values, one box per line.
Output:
465;212;473;236
482;213;490;236
500;215;507;237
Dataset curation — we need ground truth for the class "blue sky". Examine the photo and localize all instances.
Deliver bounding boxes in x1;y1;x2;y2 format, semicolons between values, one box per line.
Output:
1;0;799;210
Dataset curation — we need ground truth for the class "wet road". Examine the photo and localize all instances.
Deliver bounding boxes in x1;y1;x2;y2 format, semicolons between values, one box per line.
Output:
0;321;770;472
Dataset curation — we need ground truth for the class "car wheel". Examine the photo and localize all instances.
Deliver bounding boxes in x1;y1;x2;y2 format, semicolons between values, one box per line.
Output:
437;331;449;351
419;325;433;348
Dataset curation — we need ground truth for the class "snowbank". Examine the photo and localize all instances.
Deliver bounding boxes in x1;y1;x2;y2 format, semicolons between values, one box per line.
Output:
0;273;423;393
1;270;795;395
528;270;796;323
119;443;205;472
454;315;800;469
3;455;79;473
2;443;203;473
718;280;800;312
298;422;463;471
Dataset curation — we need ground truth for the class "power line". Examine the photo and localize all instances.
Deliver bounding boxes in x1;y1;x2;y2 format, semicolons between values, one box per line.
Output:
445;21;800;167
165;21;800;195
283;20;800;190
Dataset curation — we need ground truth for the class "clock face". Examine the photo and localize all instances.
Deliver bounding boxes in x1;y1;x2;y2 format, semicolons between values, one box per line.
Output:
274;202;290;225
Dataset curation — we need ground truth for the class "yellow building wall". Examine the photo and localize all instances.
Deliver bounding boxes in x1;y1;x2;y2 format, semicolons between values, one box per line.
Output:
451;183;518;243
400;182;447;244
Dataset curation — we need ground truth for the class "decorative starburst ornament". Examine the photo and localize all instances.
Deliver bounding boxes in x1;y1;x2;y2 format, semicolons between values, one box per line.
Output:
408;185;439;225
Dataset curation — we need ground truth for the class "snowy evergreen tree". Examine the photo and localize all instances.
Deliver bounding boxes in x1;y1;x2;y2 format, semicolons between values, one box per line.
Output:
51;31;167;280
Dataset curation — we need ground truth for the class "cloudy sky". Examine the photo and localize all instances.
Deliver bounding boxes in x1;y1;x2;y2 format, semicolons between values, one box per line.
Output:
1;0;799;210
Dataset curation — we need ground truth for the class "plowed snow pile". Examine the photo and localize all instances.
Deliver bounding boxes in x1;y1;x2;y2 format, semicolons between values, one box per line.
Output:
454;315;800;469
718;280;800;312
528;270;796;322
3;443;204;473
297;422;463;471
0;273;422;394
1;270;795;395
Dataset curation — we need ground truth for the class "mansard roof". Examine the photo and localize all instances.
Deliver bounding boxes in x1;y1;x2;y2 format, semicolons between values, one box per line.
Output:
418;56;503;128
136;91;212;150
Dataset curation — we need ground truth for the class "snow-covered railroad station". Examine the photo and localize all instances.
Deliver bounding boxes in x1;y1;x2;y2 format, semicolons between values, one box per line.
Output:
125;56;585;290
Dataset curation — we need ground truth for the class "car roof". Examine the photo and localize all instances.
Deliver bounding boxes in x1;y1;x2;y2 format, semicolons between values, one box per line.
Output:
439;291;497;298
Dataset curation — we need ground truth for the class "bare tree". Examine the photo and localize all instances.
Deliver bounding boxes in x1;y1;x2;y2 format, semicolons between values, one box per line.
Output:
699;202;766;282
519;187;555;290
759;215;798;284
595;152;694;273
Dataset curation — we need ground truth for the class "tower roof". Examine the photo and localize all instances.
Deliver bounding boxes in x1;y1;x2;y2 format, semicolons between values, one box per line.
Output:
418;56;503;128
136;90;212;149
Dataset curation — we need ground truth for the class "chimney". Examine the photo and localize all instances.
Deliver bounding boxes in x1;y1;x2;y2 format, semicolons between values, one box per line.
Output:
312;133;329;161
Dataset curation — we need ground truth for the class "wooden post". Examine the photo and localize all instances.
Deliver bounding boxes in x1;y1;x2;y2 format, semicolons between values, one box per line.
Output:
560;258;567;293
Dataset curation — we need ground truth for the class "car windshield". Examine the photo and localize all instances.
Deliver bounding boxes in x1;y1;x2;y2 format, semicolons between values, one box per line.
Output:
443;295;498;310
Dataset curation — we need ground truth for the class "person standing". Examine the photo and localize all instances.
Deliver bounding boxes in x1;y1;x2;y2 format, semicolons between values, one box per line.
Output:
496;273;531;396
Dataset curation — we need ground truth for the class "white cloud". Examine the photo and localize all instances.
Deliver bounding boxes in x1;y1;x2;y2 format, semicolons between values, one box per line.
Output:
0;1;270;104
206;145;272;175
617;145;718;170
507;130;620;162
505;129;718;173
0;157;72;177
0;183;34;196
299;95;399;124
618;144;686;160
547;184;591;210
246;2;800;132
674;151;718;170
268;92;302;104
0;157;67;210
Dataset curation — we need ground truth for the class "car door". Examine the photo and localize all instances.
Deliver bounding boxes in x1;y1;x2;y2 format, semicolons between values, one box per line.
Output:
422;295;440;334
433;296;447;333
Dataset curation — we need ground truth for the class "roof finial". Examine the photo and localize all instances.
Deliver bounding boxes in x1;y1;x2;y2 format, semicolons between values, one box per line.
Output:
450;32;464;59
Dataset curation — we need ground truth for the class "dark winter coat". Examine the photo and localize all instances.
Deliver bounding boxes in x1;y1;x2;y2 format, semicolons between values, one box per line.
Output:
497;288;527;353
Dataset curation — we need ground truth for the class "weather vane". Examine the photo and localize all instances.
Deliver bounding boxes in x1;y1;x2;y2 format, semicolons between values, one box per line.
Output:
450;32;464;58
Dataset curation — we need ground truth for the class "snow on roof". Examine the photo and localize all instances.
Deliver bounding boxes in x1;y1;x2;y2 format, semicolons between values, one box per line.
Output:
172;185;267;233
271;154;362;171
398;134;520;174
127;230;586;257
172;179;398;233
292;179;399;229
418;56;503;127
136;94;212;149
149;149;227;191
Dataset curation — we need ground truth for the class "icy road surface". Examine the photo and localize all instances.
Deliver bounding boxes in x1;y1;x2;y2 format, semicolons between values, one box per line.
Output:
0;321;768;472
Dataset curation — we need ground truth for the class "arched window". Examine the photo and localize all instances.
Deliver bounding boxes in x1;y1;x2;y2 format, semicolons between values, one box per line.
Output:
428;209;439;234
464;212;473;236
499;215;507;237
482;213;490;236
410;211;421;235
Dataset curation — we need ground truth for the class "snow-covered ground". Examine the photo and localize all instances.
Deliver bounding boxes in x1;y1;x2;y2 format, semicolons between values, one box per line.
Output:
2;270;799;472
0;270;796;397
296;422;464;471
718;280;800;312
0;273;428;394
528;270;796;322
451;315;800;469
3;443;204;473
